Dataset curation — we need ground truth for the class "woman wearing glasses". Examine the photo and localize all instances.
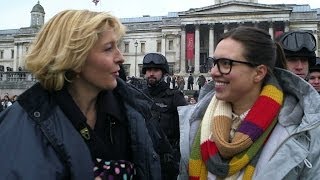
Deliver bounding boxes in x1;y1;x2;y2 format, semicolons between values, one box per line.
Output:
178;26;320;180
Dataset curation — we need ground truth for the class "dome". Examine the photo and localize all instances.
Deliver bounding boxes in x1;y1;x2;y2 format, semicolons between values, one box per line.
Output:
31;1;45;14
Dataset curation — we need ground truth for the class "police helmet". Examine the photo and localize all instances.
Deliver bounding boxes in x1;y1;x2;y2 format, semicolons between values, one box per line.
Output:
279;31;316;66
142;53;169;74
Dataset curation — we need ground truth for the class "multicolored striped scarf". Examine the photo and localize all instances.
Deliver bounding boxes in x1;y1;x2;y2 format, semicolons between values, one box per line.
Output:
189;75;283;180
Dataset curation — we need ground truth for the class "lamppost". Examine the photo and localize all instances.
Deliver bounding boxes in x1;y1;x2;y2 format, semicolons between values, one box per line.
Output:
134;40;138;77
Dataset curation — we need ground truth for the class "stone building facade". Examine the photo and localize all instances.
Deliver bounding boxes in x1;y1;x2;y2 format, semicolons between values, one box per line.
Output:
0;1;44;72
0;0;319;79
121;1;320;77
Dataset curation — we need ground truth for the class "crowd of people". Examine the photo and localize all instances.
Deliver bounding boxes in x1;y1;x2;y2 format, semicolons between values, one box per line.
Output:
163;74;208;91
0;94;18;112
0;9;320;180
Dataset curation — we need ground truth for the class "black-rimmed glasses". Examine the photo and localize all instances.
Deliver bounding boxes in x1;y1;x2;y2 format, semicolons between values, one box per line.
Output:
207;57;257;75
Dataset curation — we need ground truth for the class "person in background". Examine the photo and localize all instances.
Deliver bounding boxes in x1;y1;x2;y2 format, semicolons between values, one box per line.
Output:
196;74;207;90
166;74;171;88
308;57;320;94
0;96;3;112
278;30;316;80
189;97;197;104
1;95;12;110
141;52;188;180
177;76;185;91
184;95;189;103
171;75;177;89
10;95;18;103
187;73;194;90
178;26;320;179
0;10;162;180
193;90;199;102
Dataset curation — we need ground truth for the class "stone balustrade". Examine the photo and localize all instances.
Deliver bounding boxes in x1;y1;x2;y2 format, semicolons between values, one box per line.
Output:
0;71;37;96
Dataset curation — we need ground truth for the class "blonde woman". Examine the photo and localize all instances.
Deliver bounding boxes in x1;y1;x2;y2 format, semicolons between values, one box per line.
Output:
0;10;161;179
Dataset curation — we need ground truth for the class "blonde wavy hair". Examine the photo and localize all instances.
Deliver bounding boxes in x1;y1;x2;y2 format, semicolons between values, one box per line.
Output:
25;10;126;91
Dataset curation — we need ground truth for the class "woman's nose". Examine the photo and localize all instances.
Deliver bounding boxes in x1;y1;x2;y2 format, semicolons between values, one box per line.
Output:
210;64;221;77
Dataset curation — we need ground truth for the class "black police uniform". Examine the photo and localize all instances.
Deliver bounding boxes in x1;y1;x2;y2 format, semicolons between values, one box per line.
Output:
145;80;187;180
140;53;188;179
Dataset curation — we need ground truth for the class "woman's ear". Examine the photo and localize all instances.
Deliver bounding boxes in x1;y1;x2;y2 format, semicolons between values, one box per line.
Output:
254;65;268;83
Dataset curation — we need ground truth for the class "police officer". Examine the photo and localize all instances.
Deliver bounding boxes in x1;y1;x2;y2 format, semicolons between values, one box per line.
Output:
142;53;187;180
278;30;317;80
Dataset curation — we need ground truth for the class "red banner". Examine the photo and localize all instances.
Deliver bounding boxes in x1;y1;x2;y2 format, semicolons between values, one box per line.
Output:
275;30;284;39
186;32;195;61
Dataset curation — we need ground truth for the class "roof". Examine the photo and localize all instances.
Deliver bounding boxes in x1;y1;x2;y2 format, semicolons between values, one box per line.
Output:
291;5;312;12
315;8;320;14
31;1;45;14
121;16;163;23
0;27;39;36
0;29;19;36
122;3;315;24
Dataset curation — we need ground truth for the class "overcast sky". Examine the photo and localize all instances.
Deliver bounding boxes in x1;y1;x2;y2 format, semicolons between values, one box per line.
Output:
0;0;320;30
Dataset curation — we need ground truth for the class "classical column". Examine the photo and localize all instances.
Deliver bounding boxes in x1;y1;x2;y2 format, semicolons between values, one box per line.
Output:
209;23;215;58
284;21;290;32
269;21;274;40
224;23;228;33
194;24;200;74
254;21;259;28
13;43;18;71
17;43;23;71
161;33;166;56
175;33;181;74
313;30;319;56
19;43;25;70
180;25;186;73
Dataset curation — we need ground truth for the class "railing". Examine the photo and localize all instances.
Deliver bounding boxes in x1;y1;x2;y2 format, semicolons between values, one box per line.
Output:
0;71;37;82
0;71;38;97
0;71;37;91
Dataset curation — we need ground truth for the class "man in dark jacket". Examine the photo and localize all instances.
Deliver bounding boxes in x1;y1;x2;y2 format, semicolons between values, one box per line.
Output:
141;53;188;180
197;75;207;90
187;74;194;90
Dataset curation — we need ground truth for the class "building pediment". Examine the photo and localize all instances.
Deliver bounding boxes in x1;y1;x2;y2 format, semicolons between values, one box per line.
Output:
179;1;292;16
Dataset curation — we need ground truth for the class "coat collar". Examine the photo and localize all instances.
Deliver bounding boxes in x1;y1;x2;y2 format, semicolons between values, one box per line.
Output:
114;78;154;120
274;68;320;132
